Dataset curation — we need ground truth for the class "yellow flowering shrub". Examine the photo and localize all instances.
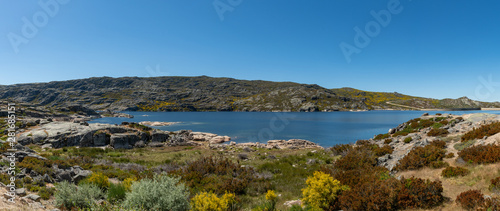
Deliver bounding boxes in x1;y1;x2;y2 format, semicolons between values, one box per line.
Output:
87;172;110;189
122;177;137;191
265;190;277;201
302;171;349;210
191;192;237;211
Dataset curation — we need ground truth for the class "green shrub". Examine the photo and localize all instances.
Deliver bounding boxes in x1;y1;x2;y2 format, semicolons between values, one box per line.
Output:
441;166;469;178
39;186;55;200
173;156;254;195
456;190;485;210
122;174;190;211
55;181;104;209
461;121;500;142
107;183;127;203
430;161;449;169
454;139;476;151
374;133;390;140
403;137;412;143
445;153;454;158
458;144;500;164
427;128;449;137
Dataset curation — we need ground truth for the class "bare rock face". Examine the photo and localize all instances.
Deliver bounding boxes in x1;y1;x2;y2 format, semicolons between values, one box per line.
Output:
110;134;140;149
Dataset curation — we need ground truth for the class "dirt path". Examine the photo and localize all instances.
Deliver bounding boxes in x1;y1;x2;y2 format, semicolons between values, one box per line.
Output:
385;101;423;110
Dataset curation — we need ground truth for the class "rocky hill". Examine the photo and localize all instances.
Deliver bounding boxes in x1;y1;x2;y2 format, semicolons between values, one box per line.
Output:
0;76;499;112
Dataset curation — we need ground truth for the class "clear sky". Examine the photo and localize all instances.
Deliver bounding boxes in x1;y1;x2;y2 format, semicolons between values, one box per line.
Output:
1;0;500;101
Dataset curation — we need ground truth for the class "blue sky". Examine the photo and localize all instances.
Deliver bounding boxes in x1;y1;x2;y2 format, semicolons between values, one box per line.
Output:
1;0;500;101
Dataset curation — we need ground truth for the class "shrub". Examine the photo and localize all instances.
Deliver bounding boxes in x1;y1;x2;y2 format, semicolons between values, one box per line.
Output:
456;190;485;210
330;144;352;156
384;139;392;144
441;166;469;178
55;181;104;209
490;177;500;193
173;156;254;195
301;171;349;210
122;174;190;211
454;139;475;151
445;153;454;158
84;172;110;190
39;186;55;200
191;192;238;211
457;144;500;164
397;177;444;209
107;183;127;203
373;145;393;157
395;141;446;171
339;177;399;211
430;161;449;169
427;128;449;137
18;157;54;175
122;177;137;192
403;137;412;143
374;133;390;140
461;121;500;142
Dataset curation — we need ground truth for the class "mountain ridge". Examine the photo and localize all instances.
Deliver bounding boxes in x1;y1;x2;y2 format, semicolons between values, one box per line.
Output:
0;76;499;112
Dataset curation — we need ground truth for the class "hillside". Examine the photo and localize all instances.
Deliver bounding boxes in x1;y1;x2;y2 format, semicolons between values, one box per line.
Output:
0;76;499;112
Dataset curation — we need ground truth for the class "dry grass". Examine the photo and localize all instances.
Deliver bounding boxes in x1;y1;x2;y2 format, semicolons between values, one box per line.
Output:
397;162;500;210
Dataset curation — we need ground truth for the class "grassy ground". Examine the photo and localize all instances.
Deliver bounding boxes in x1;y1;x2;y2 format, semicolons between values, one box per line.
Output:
29;144;336;210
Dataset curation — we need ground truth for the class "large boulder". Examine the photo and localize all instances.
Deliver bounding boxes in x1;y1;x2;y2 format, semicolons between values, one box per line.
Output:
150;130;169;142
110;134;140;149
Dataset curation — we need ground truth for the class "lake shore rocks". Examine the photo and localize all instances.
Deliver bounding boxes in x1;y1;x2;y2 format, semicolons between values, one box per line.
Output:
139;121;180;126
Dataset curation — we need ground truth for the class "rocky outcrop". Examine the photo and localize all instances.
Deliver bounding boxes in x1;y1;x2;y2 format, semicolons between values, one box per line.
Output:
139;121;179;126
373;113;500;171
210;139;322;150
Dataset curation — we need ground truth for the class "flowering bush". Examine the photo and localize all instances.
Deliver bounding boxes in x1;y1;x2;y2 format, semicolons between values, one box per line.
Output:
191;192;237;211
302;171;349;210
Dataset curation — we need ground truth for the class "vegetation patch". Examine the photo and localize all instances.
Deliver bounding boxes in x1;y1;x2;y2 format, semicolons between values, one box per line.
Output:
395;141;447;171
441;166;470;178
454;139;476;151
458;144;500;164
461;121;500;141
427;128;449;137
455;190;485;210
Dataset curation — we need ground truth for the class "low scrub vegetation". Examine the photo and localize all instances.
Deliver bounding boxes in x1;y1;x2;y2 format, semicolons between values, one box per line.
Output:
122;174;190;211
427;128;449;137
55;181;104;210
461;121;500;141
395;141;446;171
490;177;500;193
457;144;500;164
456;189;485;210
301;171;349;210
172;156;255;195
441;166;469;178
191;191;238;211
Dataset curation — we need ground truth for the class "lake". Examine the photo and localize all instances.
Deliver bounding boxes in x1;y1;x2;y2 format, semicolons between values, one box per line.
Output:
90;110;500;147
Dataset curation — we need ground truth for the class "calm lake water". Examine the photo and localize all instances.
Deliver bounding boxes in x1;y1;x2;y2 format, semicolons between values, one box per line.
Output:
90;110;500;147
